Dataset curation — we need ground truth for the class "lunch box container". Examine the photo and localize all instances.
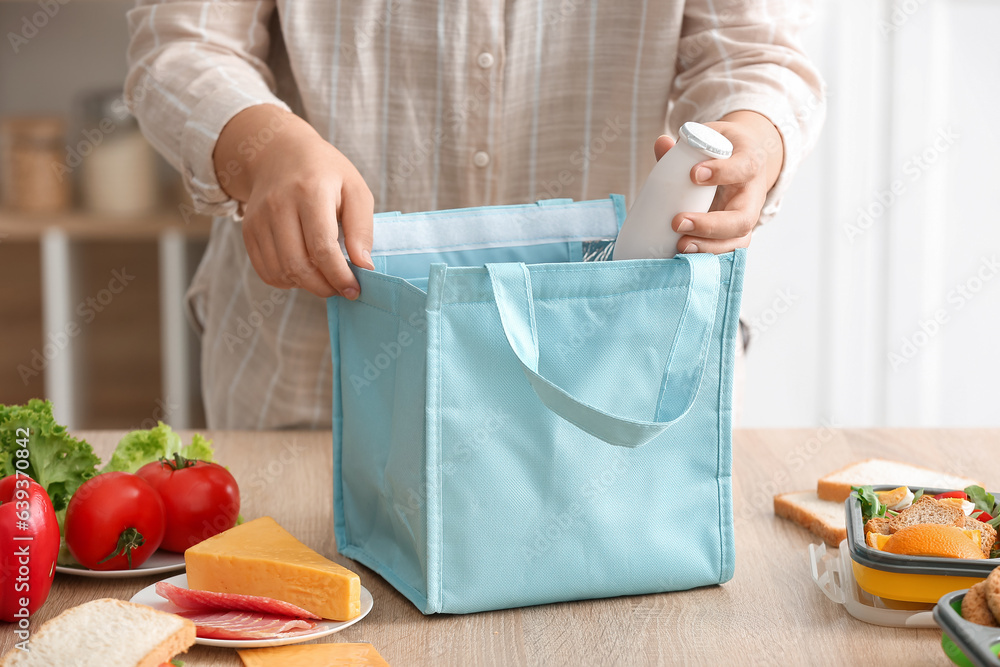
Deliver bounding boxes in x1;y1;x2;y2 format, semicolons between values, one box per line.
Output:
934;589;1000;667
845;486;1000;604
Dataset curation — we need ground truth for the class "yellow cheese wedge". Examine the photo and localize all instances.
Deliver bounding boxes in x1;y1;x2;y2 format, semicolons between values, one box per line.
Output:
185;516;361;621
238;643;389;667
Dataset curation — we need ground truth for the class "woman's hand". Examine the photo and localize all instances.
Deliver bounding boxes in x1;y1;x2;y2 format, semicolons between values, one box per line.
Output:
654;110;784;255
213;104;374;299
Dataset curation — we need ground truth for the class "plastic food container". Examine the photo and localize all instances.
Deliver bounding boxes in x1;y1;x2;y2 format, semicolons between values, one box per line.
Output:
845;486;999;604
934;589;1000;667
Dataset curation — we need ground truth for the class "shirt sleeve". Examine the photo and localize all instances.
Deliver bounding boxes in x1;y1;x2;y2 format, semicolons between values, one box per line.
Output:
668;0;827;224
125;0;291;217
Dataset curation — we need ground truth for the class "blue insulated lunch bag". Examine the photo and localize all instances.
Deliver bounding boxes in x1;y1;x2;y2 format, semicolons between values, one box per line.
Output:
328;196;745;613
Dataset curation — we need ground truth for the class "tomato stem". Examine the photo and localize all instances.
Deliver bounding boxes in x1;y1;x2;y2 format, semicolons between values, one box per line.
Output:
159;452;198;471
97;527;146;569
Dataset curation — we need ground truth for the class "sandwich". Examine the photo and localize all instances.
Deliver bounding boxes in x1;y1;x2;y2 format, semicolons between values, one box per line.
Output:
773;458;984;547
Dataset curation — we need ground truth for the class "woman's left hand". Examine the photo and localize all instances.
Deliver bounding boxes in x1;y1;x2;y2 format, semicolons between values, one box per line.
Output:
653;110;784;255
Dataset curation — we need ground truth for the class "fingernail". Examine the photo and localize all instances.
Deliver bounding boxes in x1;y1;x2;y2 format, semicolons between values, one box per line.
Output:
682;243;698;254
343;287;359;300
677;218;694;233
362;249;374;269
695;167;712;183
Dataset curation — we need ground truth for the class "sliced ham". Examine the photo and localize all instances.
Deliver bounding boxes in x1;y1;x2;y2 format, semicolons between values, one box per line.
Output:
177;610;317;640
155;581;320;620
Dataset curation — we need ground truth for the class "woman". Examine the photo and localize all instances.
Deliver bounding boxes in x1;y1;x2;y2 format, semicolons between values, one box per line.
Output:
126;0;825;429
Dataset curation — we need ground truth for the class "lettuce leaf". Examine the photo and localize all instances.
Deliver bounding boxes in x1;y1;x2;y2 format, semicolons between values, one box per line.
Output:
964;485;998;516
0;399;101;514
851;485;886;523
101;422;215;474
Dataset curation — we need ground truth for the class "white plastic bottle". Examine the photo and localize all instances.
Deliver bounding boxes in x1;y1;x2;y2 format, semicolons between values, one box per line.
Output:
612;122;733;260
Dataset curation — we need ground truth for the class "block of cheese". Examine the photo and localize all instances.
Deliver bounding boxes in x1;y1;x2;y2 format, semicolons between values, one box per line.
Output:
185;517;361;621
238;643;389;667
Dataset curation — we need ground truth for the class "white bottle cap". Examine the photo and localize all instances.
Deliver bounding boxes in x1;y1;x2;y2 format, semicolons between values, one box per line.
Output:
679;122;733;159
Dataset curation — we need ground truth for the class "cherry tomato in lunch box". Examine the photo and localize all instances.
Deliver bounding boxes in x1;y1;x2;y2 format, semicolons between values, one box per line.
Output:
933;491;968;500
65;472;166;570
136;454;240;553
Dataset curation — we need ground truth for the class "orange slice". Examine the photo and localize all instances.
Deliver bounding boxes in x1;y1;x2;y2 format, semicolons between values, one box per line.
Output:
881;524;984;560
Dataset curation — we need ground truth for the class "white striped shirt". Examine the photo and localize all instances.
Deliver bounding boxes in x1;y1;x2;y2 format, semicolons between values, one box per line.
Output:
125;0;825;429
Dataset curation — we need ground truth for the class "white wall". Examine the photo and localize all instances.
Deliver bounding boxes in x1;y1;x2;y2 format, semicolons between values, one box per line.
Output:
741;0;1000;427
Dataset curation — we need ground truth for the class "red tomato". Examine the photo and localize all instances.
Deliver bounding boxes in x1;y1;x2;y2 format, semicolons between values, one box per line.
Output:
136;455;240;552
65;472;165;570
933;491;969;500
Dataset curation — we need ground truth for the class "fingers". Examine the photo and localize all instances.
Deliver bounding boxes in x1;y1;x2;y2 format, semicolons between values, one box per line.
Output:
243;219;294;290
298;184;360;299
653;134;676;161
339;180;375;271
671;184;765;240
269;209;341;298
676;229;753;255
690;147;764;187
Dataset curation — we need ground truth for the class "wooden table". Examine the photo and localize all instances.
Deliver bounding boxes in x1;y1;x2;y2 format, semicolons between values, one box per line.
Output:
2;429;994;666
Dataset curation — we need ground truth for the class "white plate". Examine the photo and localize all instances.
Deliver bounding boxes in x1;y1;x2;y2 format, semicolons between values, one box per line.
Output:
55;550;186;578
130;573;374;648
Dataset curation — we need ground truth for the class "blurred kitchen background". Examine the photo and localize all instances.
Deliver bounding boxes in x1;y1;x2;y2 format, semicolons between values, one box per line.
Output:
0;0;997;429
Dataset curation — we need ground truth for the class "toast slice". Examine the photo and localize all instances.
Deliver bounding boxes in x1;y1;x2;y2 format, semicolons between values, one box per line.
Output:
0;598;195;667
886;496;965;533
963;515;997;559
865;516;892;536
774;491;846;547
817;458;982;503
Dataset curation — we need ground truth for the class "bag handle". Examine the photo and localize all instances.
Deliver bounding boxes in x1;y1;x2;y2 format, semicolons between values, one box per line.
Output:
485;254;720;448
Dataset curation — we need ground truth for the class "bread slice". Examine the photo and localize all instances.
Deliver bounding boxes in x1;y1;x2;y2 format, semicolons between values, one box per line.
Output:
0;599;196;667
817;459;982;503
887;495;965;534
865;517;892;536
964;515;997;558
774;491;846;547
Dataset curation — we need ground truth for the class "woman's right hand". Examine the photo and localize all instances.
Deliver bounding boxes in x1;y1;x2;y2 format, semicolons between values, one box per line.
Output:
213;104;374;299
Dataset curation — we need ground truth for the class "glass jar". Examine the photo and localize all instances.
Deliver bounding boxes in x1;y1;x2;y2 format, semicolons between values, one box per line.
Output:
0;117;72;214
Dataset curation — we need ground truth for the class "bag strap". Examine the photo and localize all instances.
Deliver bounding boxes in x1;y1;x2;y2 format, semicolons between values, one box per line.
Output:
485;254;720;448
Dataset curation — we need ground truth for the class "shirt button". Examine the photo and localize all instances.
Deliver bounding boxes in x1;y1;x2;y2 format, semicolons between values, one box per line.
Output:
473;151;490;168
477;52;495;69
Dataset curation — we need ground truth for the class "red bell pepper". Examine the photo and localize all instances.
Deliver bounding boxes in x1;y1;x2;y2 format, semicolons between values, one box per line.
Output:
0;474;61;622
933;491;968;500
974;510;995;523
